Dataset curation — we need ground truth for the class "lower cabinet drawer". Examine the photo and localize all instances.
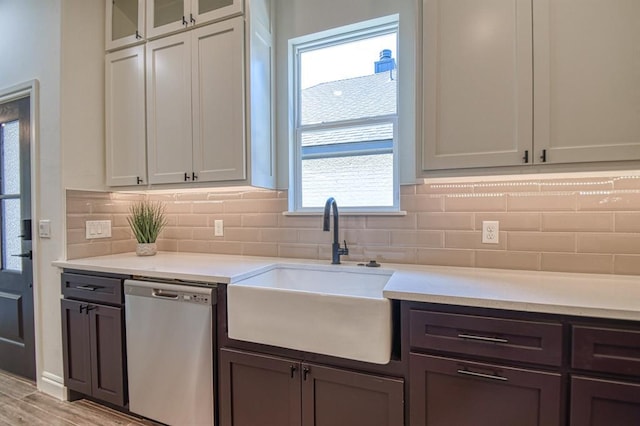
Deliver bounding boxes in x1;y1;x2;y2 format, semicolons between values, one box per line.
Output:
572;325;640;377
62;272;123;304
570;376;640;426
409;353;563;426
410;310;563;366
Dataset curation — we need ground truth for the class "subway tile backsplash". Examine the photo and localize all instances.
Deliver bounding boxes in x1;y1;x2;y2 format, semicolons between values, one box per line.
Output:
66;174;640;276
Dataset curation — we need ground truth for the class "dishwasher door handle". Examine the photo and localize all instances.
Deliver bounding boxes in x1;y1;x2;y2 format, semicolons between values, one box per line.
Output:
152;289;180;299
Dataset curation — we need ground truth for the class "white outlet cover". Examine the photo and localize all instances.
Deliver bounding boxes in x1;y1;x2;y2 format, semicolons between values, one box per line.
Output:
482;220;499;244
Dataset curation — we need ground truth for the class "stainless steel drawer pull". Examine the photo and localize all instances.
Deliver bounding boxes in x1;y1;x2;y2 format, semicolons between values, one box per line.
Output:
458;333;509;344
77;285;103;291
457;369;508;382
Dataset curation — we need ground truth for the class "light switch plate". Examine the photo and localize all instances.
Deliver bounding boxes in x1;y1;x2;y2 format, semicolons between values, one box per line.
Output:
86;220;112;239
214;220;224;237
39;220;51;238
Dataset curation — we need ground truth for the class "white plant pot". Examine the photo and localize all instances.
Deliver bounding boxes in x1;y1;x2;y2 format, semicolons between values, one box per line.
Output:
136;243;157;256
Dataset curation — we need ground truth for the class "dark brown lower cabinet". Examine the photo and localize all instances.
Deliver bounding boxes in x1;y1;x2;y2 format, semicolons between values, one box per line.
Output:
219;348;404;426
409;353;562;426
570;376;640;425
61;299;126;407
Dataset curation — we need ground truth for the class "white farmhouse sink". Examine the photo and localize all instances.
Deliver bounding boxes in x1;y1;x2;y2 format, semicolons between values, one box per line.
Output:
227;265;393;364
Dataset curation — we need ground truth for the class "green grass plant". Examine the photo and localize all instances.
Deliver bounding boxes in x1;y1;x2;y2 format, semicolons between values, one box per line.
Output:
127;201;167;244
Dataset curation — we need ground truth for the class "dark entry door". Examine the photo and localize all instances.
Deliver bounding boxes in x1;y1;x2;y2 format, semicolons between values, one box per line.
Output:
0;96;35;380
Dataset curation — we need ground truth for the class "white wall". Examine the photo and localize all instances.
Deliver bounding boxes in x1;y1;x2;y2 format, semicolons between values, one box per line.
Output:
61;0;106;191
0;0;105;399
0;0;65;398
274;0;418;188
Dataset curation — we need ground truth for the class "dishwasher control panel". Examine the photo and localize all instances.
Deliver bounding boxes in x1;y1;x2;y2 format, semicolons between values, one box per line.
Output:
124;279;215;306
182;293;210;304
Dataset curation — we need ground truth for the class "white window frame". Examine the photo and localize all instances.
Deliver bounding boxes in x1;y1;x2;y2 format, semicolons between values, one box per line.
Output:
288;16;400;214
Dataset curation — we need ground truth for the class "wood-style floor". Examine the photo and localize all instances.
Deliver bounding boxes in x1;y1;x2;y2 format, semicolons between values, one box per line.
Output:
0;370;147;426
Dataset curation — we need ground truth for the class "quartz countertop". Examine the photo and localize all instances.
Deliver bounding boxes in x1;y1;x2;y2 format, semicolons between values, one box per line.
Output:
53;252;640;321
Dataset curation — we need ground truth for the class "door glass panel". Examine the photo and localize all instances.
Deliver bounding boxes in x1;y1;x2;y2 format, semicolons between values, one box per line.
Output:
112;0;139;40
2;121;20;194
154;0;184;28
198;0;233;15
2;199;22;272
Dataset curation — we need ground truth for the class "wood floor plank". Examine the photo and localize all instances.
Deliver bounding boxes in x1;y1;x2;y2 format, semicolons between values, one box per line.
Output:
0;370;145;426
0;371;37;399
0;399;72;426
23;393;135;426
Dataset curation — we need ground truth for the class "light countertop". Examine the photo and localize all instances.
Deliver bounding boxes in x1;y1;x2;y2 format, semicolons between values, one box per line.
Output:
53;252;640;321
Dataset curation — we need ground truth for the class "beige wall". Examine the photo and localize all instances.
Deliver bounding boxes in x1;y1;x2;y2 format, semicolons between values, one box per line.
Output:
67;173;640;276
0;0;65;398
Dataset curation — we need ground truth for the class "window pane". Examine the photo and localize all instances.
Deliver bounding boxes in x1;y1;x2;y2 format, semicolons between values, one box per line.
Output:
300;33;397;125
301;154;393;208
2;199;22;272
301;123;393;148
1;121;20;194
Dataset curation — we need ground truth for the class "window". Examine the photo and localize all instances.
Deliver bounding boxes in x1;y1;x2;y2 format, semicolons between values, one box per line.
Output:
290;16;399;213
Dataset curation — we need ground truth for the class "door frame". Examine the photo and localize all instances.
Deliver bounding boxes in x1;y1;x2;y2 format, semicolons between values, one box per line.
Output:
0;80;41;384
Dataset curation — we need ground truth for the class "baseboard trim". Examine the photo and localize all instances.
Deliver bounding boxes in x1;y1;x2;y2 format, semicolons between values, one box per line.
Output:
39;371;66;400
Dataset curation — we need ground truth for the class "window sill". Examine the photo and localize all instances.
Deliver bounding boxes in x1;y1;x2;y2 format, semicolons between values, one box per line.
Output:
283;210;407;217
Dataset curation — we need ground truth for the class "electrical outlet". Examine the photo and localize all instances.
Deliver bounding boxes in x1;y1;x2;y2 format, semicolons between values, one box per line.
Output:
482;221;499;244
214;220;224;237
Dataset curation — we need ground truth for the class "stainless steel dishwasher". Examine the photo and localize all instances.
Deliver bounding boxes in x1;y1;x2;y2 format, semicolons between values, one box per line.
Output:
124;279;215;426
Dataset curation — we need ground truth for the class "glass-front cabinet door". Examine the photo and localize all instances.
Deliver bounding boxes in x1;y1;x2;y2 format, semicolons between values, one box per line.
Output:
106;0;145;51
147;0;188;39
193;0;243;26
146;0;243;39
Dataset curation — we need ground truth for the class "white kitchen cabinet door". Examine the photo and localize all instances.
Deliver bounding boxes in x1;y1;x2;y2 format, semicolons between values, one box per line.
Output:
105;46;147;186
247;1;276;189
106;0;145;51
146;0;189;39
146;32;194;184
533;0;640;164
191;17;246;182
191;0;243;27
422;0;533;170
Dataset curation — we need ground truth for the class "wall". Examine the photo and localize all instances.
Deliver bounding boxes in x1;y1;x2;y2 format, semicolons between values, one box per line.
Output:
274;0;417;188
61;0;106;191
0;0;65;397
0;0;105;399
67;172;640;276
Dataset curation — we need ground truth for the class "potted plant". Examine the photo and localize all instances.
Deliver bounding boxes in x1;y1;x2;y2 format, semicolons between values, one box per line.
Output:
127;200;167;256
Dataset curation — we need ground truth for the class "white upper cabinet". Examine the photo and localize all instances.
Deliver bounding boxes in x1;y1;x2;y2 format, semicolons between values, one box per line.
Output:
192;18;246;182
422;0;640;171
146;17;248;184
533;0;640;164
422;0;532;170
146;0;243;39
106;0;146;51
105;46;147;186
146;32;194;184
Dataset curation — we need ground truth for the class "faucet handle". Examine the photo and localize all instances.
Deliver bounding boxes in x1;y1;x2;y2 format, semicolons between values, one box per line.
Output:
339;240;349;255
